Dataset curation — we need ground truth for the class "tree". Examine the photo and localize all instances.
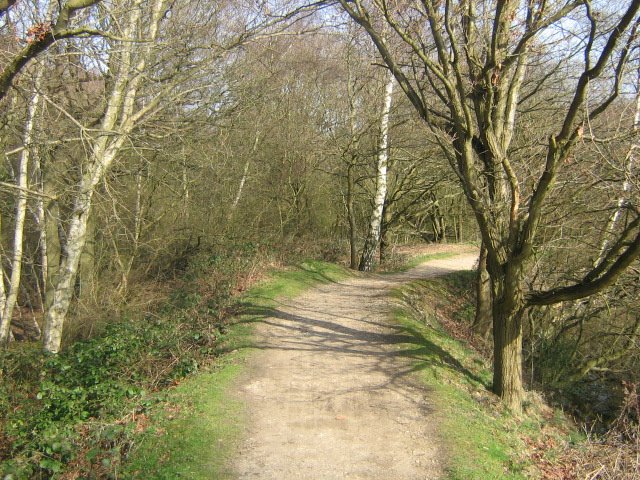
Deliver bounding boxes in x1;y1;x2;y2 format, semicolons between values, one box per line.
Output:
338;0;640;411
359;70;394;270
0;70;43;345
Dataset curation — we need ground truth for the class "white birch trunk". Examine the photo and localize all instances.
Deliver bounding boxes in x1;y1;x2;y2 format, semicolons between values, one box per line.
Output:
0;77;42;344
359;71;394;271
42;0;166;353
232;160;251;210
232;132;260;208
35;157;47;305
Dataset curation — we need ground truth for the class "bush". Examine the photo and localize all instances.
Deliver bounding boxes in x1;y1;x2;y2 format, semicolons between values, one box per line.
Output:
0;242;269;478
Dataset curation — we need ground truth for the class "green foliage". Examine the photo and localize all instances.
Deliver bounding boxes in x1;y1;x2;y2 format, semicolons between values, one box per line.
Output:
0;315;211;478
0;243;266;478
243;259;349;306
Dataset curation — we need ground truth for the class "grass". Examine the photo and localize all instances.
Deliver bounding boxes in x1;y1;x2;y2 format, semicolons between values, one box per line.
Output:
383;251;458;273
123;259;351;478
392;274;576;479
242;259;350;306
122;327;251;479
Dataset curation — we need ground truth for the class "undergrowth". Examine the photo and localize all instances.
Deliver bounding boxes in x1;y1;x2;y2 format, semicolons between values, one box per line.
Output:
0;242;268;479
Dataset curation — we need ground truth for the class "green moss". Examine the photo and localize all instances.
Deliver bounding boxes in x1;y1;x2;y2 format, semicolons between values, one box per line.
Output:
244;260;349;305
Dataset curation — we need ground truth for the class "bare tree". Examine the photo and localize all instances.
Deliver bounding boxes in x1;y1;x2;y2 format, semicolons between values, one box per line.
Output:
41;0;167;352
359;70;394;270
338;0;640;411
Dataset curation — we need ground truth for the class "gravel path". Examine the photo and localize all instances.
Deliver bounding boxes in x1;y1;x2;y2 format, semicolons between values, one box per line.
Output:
230;252;478;479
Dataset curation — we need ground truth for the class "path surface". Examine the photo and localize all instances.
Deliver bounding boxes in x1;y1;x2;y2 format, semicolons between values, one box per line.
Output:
231;251;478;480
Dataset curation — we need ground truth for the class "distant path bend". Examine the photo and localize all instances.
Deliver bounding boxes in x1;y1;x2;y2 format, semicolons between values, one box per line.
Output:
231;250;478;480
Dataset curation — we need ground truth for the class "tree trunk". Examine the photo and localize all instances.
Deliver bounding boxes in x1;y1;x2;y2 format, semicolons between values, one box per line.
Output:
491;264;525;413
379;201;392;264
0;76;41;345
492;305;524;412
0;214;7;345
230;131;259;216
77;213;95;301
473;243;492;338
359;71;394;271
346;163;358;269
43;195;61;314
428;192;446;243
43;173;101;352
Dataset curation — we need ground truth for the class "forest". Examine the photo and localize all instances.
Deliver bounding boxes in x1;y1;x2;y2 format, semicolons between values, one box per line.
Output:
0;0;639;478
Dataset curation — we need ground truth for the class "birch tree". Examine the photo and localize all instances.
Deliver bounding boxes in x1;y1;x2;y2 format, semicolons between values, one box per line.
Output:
0;71;43;345
42;0;167;353
359;71;394;271
36;0;321;352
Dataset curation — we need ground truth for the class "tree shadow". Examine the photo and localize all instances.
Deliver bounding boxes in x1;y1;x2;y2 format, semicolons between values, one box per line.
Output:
229;293;488;393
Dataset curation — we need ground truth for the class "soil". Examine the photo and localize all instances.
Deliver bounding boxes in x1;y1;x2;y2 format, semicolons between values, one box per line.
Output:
230;249;478;479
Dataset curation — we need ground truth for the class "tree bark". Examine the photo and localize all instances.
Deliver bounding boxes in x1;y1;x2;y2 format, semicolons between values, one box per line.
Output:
77;213;95;301
230;131;260;215
43;195;62;314
42;0;165;353
473;243;492;338
359;71;394;271
492;304;524;412
491;263;526;413
379;200;392;264
346;162;358;269
0;76;41;345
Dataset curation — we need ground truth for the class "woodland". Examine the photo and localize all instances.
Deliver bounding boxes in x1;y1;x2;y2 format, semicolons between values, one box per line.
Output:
0;0;639;478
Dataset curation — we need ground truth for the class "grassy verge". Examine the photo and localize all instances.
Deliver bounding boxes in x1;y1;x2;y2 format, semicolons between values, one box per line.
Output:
387;251;458;272
121;327;252;479
392;272;579;479
122;259;351;479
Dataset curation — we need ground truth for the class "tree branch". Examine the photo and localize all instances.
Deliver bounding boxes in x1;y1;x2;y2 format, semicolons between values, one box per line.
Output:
527;227;640;306
0;0;103;101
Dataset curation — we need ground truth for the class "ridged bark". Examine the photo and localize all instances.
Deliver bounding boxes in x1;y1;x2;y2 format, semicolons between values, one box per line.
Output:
491;263;525;413
473;243;492;338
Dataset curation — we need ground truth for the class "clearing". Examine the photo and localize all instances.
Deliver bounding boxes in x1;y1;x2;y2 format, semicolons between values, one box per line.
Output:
230;249;478;479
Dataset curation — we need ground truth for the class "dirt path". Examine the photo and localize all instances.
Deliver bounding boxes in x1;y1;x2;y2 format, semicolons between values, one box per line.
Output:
230;251;478;479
